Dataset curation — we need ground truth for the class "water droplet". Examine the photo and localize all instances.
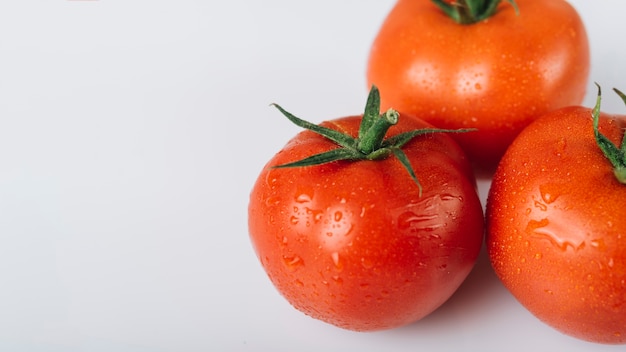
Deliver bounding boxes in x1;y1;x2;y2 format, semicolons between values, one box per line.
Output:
290;216;299;225
554;137;567;157
331;252;340;268
332;275;343;285
360;283;370;290
544;289;554;295
296;193;312;203
533;200;547;211
283;255;304;271
590;239;607;251
334;211;343;222
535;253;543;259
361;258;374;269
265;196;281;206
608;257;615;268
294;279;304;287
527;218;586;251
539;184;560;204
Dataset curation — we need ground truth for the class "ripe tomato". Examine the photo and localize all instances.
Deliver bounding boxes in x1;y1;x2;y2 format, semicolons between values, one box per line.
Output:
367;0;590;173
486;87;626;344
249;87;484;331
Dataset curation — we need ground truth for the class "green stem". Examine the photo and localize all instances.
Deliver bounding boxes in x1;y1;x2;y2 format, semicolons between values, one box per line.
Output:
591;83;626;185
357;109;399;155
431;0;518;25
270;85;476;194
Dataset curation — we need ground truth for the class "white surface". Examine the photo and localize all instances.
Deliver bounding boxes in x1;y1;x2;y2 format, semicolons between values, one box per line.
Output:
0;1;625;351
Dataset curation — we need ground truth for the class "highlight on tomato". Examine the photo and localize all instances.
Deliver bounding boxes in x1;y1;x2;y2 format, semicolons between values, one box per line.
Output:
367;0;590;173
486;85;626;344
248;86;484;331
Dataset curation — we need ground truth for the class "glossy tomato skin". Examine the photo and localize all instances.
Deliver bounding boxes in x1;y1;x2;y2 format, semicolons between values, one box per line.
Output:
487;107;626;344
249;115;484;331
367;0;590;173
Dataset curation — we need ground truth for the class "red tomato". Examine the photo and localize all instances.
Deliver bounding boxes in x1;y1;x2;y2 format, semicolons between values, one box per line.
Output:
367;0;590;173
249;88;484;331
486;87;626;344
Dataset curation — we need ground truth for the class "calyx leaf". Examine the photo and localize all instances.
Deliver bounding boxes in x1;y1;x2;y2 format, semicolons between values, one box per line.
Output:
431;0;519;24
270;85;475;195
591;83;626;184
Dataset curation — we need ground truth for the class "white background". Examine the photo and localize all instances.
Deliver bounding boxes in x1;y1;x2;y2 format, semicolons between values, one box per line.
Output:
1;1;625;351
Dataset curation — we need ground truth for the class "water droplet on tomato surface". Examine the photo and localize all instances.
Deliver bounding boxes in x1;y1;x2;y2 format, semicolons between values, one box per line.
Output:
539;184;561;204
608;257;615;268
283;255;304;271
295;193;312;203
331;252;341;268
527;218;586;251
361;257;374;269
332;275;343;285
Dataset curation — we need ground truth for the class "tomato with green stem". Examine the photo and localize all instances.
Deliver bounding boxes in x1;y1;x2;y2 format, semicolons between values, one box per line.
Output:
248;86;484;331
367;0;590;173
486;85;626;344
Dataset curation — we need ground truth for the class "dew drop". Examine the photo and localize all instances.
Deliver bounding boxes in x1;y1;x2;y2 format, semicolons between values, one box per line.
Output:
296;194;312;203
608;257;615;268
265;196;281;206
334;211;343;222
539;184;560;204
290;216;299;225
283;255;304;271
535;253;543;259
361;257;374;269
331;252;340;267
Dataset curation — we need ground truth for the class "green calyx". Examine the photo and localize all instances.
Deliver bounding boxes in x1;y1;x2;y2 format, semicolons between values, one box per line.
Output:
592;83;626;185
431;0;519;25
271;85;475;196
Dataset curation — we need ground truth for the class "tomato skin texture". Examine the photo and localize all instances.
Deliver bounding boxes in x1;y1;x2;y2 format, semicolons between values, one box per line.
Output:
486;107;626;344
249;115;484;331
367;0;590;172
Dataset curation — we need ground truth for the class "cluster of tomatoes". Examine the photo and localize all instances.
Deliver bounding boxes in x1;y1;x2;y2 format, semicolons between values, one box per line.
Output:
248;0;626;345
